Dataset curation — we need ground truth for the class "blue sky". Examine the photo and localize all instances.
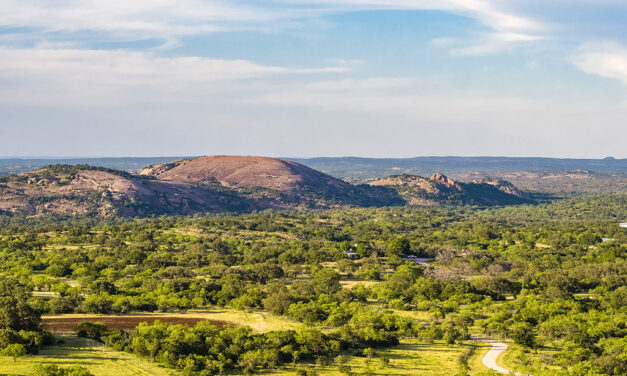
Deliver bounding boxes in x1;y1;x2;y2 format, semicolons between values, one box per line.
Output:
1;0;626;158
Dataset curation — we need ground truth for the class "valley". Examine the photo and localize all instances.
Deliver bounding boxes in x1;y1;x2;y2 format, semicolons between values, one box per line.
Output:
0;157;624;376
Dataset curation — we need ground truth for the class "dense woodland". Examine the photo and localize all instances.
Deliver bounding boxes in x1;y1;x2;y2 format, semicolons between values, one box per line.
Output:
0;194;625;375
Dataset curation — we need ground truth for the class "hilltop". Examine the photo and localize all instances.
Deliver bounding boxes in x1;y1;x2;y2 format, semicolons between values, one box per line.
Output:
139;155;397;208
369;173;531;206
0;157;531;217
140;155;349;192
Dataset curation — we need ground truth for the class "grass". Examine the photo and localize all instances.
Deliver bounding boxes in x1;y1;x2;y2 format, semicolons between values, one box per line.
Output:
262;340;491;376
498;343;562;375
466;341;493;376
339;279;382;289
181;307;306;332
0;336;178;376
390;309;433;324
0;335;492;376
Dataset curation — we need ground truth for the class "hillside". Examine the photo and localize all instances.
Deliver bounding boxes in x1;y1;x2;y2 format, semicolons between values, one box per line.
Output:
0;158;532;217
369;173;531;206
140;155;348;191
0;158;396;216
139;155;397;208
0;165;254;217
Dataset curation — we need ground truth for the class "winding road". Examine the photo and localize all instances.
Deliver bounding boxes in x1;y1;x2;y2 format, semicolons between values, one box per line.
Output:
481;340;515;374
471;336;527;375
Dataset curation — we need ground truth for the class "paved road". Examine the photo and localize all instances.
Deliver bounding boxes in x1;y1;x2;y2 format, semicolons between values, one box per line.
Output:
481;340;514;374
470;336;526;375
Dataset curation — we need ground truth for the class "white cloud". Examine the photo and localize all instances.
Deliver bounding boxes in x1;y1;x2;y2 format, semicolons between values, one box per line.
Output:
572;42;627;87
0;0;283;40
0;0;544;44
283;0;545;41
447;32;543;57
0;46;347;106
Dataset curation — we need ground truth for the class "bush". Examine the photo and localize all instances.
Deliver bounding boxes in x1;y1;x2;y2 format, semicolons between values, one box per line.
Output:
1;343;26;362
75;322;109;342
34;364;95;376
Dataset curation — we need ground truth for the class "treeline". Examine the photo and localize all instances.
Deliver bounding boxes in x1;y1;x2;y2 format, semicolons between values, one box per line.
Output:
77;319;409;375
0;277;54;356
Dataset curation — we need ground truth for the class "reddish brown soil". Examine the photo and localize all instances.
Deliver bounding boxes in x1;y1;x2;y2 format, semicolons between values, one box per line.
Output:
42;316;230;332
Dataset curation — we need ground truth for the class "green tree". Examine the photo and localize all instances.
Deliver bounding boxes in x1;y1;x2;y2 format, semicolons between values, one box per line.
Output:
0;277;41;332
312;268;341;295
1;343;26;362
387;237;410;256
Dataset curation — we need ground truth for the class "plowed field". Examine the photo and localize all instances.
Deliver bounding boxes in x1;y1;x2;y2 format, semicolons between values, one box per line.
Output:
42;315;229;332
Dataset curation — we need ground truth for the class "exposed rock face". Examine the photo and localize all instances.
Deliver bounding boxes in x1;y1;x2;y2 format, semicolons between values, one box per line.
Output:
429;173;465;193
368;173;529;205
369;173;464;196
0;157;400;217
138;155;396;208
0;166;254;217
140;155;350;193
472;177;528;199
0;158;532;217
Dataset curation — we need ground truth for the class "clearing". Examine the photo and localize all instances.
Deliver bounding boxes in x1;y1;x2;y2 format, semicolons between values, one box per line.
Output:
0;336;178;376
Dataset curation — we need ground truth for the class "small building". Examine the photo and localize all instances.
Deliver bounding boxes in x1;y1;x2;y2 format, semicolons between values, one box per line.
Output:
402;255;434;268
344;250;359;260
620;223;627;228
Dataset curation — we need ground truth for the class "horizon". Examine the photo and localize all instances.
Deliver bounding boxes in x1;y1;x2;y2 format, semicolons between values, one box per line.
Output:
0;155;625;161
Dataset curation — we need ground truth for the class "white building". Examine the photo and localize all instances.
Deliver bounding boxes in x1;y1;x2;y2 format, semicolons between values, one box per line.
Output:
620;223;627;228
344;250;359;260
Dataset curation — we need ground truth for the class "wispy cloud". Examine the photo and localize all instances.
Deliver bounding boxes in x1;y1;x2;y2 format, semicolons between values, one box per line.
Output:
445;32;544;57
1;0;544;44
0;0;281;40
572;42;627;87
282;0;546;46
0;46;347;106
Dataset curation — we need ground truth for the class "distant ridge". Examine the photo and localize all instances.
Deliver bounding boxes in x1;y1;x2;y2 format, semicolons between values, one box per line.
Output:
2;156;625;177
289;156;627;178
0;156;530;217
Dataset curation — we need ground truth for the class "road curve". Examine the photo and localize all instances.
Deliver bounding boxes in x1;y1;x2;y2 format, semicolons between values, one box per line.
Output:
481;341;514;374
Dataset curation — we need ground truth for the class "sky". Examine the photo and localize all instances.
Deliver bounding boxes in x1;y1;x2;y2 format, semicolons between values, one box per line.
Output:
1;0;627;158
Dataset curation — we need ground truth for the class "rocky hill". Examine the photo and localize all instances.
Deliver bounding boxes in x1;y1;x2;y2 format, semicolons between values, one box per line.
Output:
139;156;396;208
0;158;531;217
0;165;254;217
140;156;349;191
368;173;531;206
471;177;528;199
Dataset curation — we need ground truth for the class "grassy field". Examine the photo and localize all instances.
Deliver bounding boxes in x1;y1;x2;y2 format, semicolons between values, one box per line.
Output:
0;337;492;376
264;340;492;376
0;336;178;376
498;342;563;376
